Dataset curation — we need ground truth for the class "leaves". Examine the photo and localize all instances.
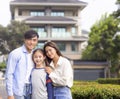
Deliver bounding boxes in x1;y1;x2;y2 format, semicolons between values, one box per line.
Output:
0;21;30;54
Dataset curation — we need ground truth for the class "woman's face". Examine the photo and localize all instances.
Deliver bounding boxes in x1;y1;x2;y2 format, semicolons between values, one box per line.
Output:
45;46;57;59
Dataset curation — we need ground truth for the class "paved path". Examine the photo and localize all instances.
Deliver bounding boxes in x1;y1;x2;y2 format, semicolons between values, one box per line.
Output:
0;85;7;99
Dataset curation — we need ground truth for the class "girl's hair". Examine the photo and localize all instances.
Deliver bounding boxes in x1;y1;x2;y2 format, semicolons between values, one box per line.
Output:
43;41;63;63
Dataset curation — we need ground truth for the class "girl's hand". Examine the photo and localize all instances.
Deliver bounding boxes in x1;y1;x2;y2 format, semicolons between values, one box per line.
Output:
45;66;53;74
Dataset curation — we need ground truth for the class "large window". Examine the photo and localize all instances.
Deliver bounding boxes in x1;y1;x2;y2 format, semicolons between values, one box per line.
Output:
52;27;70;38
30;11;44;16
32;27;47;37
51;11;64;16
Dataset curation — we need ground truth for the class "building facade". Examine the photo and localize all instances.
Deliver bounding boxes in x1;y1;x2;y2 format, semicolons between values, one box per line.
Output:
10;0;88;60
10;0;108;80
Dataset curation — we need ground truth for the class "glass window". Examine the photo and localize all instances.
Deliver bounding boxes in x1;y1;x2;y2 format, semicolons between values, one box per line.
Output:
71;42;77;51
32;27;46;37
71;27;76;35
56;42;66;51
30;11;44;16
51;11;64;16
37;43;44;49
52;27;66;37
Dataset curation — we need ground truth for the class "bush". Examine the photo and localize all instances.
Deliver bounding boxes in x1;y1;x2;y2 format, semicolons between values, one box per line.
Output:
97;78;120;85
0;62;6;70
71;81;120;99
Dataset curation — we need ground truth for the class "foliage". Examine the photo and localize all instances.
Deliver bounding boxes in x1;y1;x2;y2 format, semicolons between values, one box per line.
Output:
97;78;120;85
7;20;30;52
0;25;10;54
112;0;120;18
0;62;6;70
82;13;120;77
0;21;30;54
82;14;119;61
72;81;120;99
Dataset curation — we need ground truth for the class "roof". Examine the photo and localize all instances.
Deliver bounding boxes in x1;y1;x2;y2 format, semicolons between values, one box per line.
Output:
10;0;87;8
24;16;77;24
12;0;87;3
74;60;108;66
25;16;76;22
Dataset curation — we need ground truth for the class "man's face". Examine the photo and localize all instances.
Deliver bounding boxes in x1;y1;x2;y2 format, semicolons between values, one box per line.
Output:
24;36;38;53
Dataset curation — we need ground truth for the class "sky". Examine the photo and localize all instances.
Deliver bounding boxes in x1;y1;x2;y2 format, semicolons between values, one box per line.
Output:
81;0;117;31
0;0;118;31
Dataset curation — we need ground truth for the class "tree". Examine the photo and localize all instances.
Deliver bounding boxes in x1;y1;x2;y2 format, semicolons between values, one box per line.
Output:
0;25;10;54
113;0;120;18
7;21;30;51
0;21;30;54
82;14;120;77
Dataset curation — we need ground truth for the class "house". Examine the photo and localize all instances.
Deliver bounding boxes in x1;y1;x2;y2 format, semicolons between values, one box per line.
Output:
9;0;108;80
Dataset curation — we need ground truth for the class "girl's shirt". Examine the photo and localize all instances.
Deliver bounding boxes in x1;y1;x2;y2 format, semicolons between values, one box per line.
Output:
31;68;47;99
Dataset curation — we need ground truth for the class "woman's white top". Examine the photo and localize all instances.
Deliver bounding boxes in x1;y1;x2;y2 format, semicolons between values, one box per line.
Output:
49;56;73;88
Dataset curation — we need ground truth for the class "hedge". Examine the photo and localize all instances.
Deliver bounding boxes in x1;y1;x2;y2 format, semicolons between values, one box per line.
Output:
71;81;120;99
97;78;120;85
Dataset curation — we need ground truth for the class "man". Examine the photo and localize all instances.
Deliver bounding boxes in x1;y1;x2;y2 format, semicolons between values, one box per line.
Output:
6;30;39;99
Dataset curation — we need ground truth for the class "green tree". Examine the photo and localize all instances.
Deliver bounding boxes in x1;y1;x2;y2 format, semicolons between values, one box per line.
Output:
0;25;10;54
113;0;120;18
82;14;120;77
7;21;30;51
0;21;30;54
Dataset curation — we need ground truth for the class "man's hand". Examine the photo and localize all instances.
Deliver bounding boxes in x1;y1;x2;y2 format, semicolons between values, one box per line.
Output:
8;96;14;99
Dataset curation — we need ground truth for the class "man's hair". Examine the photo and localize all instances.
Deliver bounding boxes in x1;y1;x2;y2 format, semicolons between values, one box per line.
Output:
24;30;39;39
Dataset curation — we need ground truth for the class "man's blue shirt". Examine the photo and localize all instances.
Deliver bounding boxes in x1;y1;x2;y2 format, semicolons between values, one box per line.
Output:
6;45;30;96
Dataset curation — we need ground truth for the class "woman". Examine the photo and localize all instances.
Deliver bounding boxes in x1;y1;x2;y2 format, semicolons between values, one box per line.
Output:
43;41;73;99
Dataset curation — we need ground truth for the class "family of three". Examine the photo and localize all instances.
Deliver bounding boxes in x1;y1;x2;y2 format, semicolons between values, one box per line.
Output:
5;30;73;99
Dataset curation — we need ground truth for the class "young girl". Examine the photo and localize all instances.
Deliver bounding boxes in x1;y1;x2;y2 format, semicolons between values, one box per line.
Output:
43;41;73;99
31;48;53;99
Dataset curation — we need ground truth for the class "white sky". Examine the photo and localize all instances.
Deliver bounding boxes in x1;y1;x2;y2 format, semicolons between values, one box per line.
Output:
81;0;117;31
0;0;118;31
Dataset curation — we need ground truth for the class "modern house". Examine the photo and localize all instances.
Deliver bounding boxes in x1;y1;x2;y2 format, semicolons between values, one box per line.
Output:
9;0;108;80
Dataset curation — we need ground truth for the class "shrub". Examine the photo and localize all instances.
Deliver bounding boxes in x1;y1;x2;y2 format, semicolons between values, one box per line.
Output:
97;78;120;85
71;81;120;99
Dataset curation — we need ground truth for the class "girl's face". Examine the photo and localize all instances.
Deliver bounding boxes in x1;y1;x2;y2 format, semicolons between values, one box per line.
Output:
33;50;45;66
45;46;57;59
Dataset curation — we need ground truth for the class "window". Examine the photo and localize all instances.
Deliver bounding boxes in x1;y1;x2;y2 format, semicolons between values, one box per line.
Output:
71;42;77;51
18;10;22;16
37;43;44;49
71;27;76;35
30;11;44;16
51;11;64;16
52;27;67;37
56;42;66;51
32;27;47;37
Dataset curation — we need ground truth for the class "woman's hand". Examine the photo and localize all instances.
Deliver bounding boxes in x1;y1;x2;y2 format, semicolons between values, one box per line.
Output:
45;66;53;74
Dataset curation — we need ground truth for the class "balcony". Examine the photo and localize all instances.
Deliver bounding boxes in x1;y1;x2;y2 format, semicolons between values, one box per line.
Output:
52;32;71;38
38;32;88;41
